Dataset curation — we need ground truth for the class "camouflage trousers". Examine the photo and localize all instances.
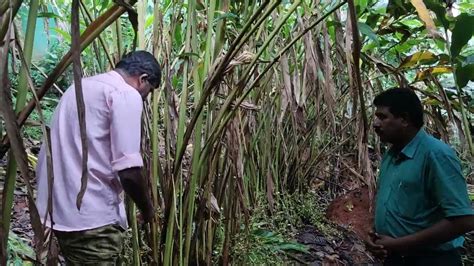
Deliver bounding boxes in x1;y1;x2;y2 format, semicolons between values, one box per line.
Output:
54;224;124;265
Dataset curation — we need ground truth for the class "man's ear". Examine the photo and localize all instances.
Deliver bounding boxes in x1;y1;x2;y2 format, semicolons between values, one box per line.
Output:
139;73;148;84
400;112;411;127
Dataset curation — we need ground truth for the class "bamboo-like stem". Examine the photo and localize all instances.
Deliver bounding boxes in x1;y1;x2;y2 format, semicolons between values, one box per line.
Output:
137;0;146;49
79;0;115;68
0;11;45;265
2;1;39;260
200;0;303;162
15;41;55;264
186;0;216;262
201;1;348;178
0;0;22;43
150;88;161;264
163;182;176;266
175;0;194;263
150;0;164;264
15;0;39;111
127;2;148;264
127;197;140;266
183;0;211;262
172;0;275;177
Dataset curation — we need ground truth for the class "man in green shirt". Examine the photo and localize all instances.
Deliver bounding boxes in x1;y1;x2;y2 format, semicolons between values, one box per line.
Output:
367;88;474;265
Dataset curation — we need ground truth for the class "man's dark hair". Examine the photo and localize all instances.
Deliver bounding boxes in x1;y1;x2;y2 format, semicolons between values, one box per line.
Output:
373;87;424;128
115;51;161;88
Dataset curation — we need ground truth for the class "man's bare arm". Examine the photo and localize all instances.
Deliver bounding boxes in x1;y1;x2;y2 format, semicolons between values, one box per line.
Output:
118;167;153;223
376;215;474;253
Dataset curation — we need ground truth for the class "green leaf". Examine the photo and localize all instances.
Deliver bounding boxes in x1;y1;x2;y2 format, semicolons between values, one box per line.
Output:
451;14;474;59
434;39;446;52
400;18;424;28
254;229;277;238
423;98;442;106
179;52;200;59
196;0;205;11
214;11;239;23
174;22;182;46
362;41;378;53
387;0;414;19
469;193;474;201
145;15;154;29
99;0;111;12
274;242;309;253
356;0;368;13
455;63;474;88
52;27;71;42
358;22;379;46
366;13;381;28
37;12;60;19
458;3;474;13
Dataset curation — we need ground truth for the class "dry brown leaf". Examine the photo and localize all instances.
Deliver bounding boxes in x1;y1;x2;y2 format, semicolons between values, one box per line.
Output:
410;0;441;38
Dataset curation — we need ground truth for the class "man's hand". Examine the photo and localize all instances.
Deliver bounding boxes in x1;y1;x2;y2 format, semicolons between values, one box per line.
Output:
372;216;474;255
374;234;411;255
118;167;154;224
366;231;388;258
374;234;397;249
137;205;155;224
142;204;155;224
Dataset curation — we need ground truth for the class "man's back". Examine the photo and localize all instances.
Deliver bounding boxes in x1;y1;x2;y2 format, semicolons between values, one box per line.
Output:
36;71;144;231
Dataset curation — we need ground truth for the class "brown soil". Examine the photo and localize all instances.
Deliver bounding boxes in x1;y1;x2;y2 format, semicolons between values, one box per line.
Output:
295;225;378;265
326;187;373;242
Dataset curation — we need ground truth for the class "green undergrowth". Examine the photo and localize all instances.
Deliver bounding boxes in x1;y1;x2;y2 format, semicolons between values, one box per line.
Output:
6;231;35;266
229;191;340;265
23;100;56;141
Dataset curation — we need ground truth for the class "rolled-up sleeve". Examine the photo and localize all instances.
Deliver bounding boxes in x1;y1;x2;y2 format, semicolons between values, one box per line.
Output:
108;90;144;172
429;149;474;218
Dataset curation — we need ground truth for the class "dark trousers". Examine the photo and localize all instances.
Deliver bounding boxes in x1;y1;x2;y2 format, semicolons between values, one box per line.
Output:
54;224;124;265
384;249;462;266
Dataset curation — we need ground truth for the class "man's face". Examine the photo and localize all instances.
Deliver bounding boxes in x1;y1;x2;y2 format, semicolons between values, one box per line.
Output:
373;106;406;144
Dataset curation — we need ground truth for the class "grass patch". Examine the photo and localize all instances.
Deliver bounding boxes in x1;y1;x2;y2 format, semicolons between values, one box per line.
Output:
230;191;339;264
7;231;35;265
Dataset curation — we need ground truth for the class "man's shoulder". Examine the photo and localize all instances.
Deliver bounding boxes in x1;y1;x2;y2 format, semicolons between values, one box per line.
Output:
83;71;118;86
420;133;457;159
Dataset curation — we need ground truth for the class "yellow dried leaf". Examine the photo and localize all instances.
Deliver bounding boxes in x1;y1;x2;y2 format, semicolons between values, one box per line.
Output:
431;66;452;74
410;0;440;37
400;51;438;69
415;66;452;81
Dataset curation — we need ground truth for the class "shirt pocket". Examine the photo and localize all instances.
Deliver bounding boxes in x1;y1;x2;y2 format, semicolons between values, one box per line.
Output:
388;179;422;220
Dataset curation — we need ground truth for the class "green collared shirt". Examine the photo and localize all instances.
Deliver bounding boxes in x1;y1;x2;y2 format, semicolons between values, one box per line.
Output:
375;129;474;251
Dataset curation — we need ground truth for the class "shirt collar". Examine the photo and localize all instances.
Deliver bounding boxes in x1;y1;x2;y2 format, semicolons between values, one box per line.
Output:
110;70;133;87
399;128;426;159
110;70;126;83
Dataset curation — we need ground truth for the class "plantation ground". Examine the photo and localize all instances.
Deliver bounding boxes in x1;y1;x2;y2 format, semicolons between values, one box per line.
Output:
3;155;474;264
